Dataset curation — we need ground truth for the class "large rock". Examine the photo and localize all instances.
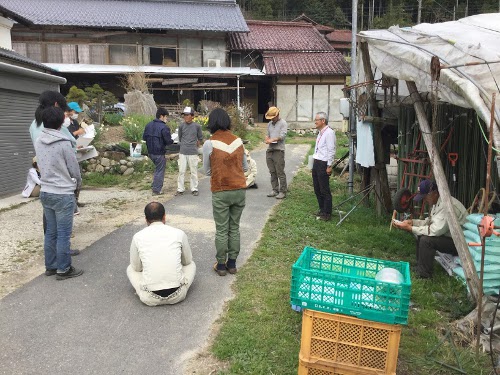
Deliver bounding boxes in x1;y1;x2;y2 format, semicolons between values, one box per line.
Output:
105;151;126;161
123;168;135;176
100;158;111;167
95;164;105;173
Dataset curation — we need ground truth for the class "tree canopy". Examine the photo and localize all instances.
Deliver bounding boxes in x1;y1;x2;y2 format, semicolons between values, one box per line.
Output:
238;0;498;29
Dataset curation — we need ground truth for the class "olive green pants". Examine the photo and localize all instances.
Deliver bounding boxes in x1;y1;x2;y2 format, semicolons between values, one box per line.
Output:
212;189;246;264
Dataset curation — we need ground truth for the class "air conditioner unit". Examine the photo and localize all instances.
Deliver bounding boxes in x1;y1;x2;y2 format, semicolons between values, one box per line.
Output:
207;59;221;68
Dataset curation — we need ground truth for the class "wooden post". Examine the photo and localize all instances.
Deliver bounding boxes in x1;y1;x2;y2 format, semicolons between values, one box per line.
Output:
360;42;393;214
406;80;479;301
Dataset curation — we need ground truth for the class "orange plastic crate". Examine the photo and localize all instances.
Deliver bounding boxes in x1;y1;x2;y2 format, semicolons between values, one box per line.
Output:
300;310;401;375
298;356;354;375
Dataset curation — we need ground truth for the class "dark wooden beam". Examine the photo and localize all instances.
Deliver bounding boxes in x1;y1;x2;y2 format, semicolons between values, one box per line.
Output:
360;41;393;214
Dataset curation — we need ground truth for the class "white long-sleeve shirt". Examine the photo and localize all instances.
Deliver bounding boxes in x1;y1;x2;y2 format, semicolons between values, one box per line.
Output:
313;126;336;166
129;222;193;291
21;168;41;197
412;196;468;237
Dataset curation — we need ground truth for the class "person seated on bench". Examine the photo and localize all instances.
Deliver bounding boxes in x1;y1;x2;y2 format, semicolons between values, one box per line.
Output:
127;202;196;306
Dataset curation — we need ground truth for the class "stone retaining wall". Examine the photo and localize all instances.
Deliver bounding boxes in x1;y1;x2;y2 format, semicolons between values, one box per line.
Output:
81;150;145;175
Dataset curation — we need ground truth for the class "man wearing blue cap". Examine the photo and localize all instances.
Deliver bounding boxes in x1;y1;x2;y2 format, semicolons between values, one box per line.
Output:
392;179;468;278
67;102;86;139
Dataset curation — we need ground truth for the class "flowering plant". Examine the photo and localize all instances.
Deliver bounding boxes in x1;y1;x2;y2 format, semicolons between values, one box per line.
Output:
121;114;153;142
194;115;209;128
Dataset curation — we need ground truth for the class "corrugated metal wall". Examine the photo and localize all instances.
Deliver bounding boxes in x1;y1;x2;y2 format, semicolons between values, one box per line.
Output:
0;89;38;197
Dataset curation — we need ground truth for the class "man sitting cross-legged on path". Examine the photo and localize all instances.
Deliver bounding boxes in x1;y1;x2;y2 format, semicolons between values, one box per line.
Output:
127;202;196;306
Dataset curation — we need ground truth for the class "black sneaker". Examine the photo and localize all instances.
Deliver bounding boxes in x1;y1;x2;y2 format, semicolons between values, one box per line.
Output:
70;249;80;256
174;191;184;196
225;259;237;274
45;269;57;276
56;266;84;280
213;262;227;276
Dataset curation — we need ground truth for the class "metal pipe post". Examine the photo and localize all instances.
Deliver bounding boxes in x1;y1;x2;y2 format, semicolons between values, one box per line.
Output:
236;75;240;110
348;0;358;194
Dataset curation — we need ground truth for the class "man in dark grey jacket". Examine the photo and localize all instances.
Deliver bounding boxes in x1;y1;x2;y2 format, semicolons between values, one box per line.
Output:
142;107;173;195
35;106;83;280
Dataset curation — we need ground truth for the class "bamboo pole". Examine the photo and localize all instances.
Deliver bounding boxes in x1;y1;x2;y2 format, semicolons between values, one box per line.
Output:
476;93;496;355
406;81;480;301
360;42;393;214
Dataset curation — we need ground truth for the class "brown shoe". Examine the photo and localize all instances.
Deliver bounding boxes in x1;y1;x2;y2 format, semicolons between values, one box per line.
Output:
318;214;332;221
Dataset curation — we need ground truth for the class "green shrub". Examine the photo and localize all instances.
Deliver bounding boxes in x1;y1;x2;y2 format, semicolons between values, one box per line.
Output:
103;112;123;126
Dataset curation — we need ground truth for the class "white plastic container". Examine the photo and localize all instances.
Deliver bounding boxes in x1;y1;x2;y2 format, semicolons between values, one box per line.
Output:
375;268;404;284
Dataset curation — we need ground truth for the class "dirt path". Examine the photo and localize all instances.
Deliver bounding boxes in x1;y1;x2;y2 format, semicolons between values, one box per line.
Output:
0;185;178;299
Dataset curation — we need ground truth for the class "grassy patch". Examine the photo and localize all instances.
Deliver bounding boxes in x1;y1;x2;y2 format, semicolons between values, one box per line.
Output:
0;202;29;214
83;172;122;187
210;169;490;373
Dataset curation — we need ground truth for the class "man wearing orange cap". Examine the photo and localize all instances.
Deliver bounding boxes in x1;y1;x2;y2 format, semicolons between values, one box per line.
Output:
264;106;288;199
392;179;467;278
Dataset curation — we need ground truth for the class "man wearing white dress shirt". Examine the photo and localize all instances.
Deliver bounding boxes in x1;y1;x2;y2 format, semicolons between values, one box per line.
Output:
127;202;196;306
312;112;336;221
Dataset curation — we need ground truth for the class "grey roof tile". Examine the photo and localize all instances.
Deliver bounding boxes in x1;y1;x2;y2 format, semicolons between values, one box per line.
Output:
0;0;248;32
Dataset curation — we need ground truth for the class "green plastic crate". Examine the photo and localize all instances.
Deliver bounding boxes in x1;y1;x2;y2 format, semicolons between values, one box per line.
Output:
290;246;411;325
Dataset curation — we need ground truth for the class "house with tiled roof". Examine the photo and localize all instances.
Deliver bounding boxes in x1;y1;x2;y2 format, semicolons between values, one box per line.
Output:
229;20;350;126
291;13;336;35
326;30;352;56
0;0;260;109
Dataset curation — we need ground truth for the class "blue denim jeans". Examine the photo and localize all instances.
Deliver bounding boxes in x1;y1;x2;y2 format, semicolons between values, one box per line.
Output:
149;154;166;193
40;192;74;272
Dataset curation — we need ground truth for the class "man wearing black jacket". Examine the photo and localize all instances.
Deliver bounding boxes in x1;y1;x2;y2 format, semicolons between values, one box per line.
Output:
142;108;173;195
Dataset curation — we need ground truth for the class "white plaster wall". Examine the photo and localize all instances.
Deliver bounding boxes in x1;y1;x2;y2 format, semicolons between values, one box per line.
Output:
297;85;312;121
0;17;14;50
277;85;297;121
329;85;345;122
313;85;329;118
277;82;345;129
